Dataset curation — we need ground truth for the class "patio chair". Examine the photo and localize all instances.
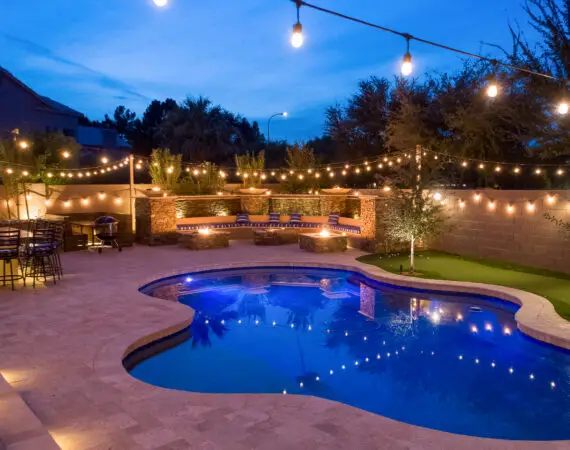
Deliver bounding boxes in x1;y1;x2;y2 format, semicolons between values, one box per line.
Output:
0;229;25;290
25;227;58;288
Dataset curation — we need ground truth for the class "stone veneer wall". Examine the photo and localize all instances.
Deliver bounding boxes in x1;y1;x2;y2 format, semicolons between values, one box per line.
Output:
241;195;270;215
136;197;178;245
269;196;321;215
345;198;361;219
320;195;348;216
176;197;241;218
432;189;570;273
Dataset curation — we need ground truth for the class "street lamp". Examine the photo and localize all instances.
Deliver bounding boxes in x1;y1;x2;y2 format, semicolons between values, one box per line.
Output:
268;112;288;146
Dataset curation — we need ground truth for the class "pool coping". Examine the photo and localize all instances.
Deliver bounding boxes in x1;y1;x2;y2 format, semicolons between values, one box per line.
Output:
92;258;570;448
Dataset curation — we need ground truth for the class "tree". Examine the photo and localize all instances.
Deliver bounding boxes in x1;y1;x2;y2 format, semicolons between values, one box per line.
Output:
380;153;446;273
280;143;320;193
148;148;182;193
235;151;265;188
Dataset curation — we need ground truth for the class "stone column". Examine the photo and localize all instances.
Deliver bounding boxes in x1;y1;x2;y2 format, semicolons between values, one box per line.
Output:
135;197;178;245
359;197;377;239
240;194;270;215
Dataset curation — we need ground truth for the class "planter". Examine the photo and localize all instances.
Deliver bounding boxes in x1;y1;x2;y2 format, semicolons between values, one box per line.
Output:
321;188;351;195
239;188;268;195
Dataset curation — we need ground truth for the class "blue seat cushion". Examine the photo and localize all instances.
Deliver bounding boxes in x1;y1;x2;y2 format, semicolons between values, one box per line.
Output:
269;212;280;223
289;213;302;224
328;213;340;225
236;213;249;224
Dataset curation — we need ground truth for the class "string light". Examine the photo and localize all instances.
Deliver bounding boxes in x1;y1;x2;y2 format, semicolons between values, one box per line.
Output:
487;83;498;98
488;200;496;210
401;36;412;76
473;193;481;202
526;202;535;212
557;102;569;115
506;203;515;214
291;1;304;48
478;163;485;170
547;195;556;205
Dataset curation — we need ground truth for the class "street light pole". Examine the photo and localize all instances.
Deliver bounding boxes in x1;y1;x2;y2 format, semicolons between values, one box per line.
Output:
267;112;288;147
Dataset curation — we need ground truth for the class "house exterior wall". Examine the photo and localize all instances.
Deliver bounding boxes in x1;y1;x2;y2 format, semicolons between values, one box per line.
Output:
0;72;78;137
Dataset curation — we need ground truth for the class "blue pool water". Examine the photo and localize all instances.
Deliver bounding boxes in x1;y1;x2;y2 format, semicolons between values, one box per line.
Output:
132;267;570;440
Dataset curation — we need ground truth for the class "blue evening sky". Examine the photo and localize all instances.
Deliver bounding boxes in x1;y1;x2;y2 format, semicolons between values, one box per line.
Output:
1;0;536;142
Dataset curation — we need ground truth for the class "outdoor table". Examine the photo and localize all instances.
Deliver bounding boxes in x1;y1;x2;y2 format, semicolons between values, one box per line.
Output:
253;227;299;246
299;231;348;253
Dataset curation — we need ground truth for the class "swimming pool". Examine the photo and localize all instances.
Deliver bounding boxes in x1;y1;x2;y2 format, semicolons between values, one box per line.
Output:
131;267;570;440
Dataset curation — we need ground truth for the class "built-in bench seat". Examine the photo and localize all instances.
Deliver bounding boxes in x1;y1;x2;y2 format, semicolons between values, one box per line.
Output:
177;215;362;235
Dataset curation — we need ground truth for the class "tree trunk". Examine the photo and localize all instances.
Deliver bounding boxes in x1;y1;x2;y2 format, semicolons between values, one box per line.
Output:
410;235;415;274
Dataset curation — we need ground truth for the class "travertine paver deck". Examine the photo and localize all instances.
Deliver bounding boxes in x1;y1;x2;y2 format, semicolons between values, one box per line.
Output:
0;242;569;449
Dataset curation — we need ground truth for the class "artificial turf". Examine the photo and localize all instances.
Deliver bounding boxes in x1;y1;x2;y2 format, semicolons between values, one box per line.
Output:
357;250;570;321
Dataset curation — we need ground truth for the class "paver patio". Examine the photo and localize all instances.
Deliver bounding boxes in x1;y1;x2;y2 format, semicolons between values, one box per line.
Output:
0;242;569;449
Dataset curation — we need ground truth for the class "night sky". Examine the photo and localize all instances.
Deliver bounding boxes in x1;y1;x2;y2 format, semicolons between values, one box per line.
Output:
1;0;536;141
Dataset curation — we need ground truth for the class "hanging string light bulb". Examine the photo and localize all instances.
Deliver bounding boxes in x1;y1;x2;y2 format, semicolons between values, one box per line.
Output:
487;83;499;98
401;36;413;76
291;1;304;48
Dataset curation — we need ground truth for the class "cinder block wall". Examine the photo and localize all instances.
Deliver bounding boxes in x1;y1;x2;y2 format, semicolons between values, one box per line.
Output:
431;189;570;273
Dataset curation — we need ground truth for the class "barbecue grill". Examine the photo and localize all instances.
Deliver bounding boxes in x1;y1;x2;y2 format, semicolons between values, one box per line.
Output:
94;216;122;253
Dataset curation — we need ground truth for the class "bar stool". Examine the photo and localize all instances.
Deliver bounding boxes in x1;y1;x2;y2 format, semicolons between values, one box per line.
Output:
0;229;25;290
25;228;58;288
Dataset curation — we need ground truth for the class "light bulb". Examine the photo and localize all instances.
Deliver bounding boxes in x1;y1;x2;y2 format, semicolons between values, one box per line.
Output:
487;84;498;98
291;22;304;48
153;0;168;6
401;52;412;76
62;151;71;159
557;102;569;115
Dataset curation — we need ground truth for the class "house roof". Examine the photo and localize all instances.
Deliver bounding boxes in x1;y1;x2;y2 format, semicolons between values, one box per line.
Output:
0;66;82;117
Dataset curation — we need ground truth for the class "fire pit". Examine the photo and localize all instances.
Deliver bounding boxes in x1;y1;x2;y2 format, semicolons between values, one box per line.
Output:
253;228;298;246
180;228;230;250
299;229;348;253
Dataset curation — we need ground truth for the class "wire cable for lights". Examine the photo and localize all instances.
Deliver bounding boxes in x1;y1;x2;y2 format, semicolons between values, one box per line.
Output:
292;0;562;82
